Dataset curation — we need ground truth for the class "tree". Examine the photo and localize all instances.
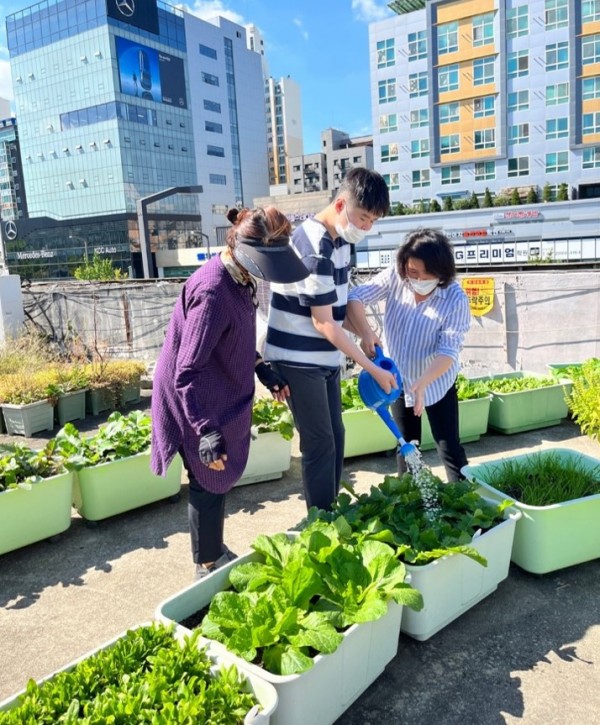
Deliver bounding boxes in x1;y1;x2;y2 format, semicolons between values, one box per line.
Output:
510;188;521;206
390;202;405;216
74;254;128;281
526;187;539;204
418;199;427;214
557;182;569;201
430;199;442;212
542;182;553;203
482;187;494;208
443;195;454;211
493;195;511;207
469;191;480;209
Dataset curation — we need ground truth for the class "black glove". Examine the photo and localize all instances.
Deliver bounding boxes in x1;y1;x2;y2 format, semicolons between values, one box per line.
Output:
255;361;287;393
198;430;226;466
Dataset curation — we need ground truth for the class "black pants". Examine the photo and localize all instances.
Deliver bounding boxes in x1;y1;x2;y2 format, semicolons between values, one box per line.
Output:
391;384;468;482
181;453;226;564
271;362;344;511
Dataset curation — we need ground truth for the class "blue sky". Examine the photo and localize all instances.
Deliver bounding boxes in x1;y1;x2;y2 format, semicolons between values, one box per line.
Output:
0;0;396;152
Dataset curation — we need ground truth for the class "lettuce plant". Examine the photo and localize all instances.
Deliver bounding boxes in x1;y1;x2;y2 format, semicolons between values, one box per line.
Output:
251;397;295;440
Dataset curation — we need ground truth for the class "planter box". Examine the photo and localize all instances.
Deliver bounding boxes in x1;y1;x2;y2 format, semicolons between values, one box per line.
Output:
237;432;292;486
0;624;278;725
419;396;492;451
547;362;581;377
400;504;520;640
119;380;141;406
155;550;404;725
342;408;397;458
462;448;600;574
55;389;87;427
85;386;116;416
470;372;570;435
2;399;55;437
73;451;182;521
0;471;74;555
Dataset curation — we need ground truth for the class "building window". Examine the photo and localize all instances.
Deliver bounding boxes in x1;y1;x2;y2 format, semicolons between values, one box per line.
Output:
199;44;217;59
408;30;427;61
409;72;428;97
546;42;568;71
583;76;600;100
377;38;395;68
439;102;459;123
383;172;400;191
508;123;529;145
472;13;494;47
209;173;226;184
583;112;600;135
205;120;223;133
411;138;430;158
410;108;429;127
473;57;495;86
508;90;529;111
546;117;568;139
475;161;495;181
438;64;459;93
508;50;529;78
379;113;398;133
412;169;430;187
207;145;225;157
202;72;219;86
381;143;399;163
204;99;221;113
507;6;528;38
440;134;460;154
441;166;461;185
545;0;568;29
583;146;600;168
583;1;600;23
378;78;396;104
582;34;600;65
546;82;569;105
545;151;568;173
438;21;458;55
474;128;496;149
473;95;495;118
508;156;529;176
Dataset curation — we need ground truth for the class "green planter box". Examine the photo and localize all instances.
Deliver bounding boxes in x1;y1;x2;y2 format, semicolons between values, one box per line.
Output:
85;387;116;416
119;381;141;406
470;372;570;435
2;400;55;437
73;451;182;521
462;448;600;574
419;396;492;451
236;432;292;486
0;471;74;555
342;409;397;458
55;390;87;427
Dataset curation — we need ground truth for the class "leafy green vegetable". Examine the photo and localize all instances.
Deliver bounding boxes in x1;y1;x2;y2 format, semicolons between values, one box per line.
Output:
340;378;366;412
0;440;66;492
485;375;561;393
251;397;295;440
455;374;491;400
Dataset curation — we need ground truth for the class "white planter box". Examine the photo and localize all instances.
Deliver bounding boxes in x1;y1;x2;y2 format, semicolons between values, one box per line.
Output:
400;505;520;641
236;432;292;486
155;551;404;725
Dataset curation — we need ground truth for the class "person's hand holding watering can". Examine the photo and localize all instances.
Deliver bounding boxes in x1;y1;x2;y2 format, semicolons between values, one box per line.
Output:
365;360;398;394
358;328;383;359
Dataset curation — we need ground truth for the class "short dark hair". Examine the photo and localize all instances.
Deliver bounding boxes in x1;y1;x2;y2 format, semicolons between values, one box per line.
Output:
396;229;456;288
337;167;389;217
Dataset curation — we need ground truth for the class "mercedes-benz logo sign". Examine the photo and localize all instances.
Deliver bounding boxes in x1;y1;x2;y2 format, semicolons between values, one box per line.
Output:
4;221;17;241
115;0;135;18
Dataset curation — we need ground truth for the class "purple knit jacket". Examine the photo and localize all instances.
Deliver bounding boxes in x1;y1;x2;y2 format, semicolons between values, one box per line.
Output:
151;256;256;493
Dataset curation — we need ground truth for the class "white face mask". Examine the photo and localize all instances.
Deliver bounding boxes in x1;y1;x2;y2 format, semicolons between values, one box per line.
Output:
408;277;439;296
335;206;367;245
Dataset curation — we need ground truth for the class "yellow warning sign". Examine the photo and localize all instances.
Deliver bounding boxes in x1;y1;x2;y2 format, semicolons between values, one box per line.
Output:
461;277;495;317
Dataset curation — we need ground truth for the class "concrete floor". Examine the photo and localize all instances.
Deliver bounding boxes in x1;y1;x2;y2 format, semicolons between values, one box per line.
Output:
0;394;599;723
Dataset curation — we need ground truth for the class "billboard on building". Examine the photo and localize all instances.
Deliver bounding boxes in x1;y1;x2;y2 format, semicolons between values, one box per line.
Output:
107;0;159;35
116;36;187;109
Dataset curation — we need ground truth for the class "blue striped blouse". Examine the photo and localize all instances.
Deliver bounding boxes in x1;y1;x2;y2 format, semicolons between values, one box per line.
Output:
348;266;471;407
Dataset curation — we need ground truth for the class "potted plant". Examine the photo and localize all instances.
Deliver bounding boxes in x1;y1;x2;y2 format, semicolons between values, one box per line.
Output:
49;365;89;427
468;371;571;434
462;448;600;574
308;472;518;641
56;410;182;523
0;622;278;723
0;370;58;436
565;358;600;441
156;522;423;725
83;359;146;415
0;440;74;555
237;398;295;486
340;378;397;458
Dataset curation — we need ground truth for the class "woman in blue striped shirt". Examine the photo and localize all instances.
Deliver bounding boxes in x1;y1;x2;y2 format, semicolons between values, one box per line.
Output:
347;229;471;481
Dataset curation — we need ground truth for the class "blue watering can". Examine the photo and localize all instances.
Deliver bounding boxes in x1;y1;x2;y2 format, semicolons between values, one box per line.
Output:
357;345;418;459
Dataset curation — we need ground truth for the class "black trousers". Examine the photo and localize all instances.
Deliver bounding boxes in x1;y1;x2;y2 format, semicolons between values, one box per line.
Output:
391;384;468;482
181;453;226;564
271;362;344;511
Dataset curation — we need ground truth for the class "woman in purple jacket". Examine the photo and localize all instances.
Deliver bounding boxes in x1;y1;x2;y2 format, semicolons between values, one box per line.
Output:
151;208;308;579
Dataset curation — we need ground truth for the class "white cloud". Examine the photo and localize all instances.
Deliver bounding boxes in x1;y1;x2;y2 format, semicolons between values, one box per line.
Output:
175;1;245;25
351;0;392;23
292;18;309;42
0;59;13;103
